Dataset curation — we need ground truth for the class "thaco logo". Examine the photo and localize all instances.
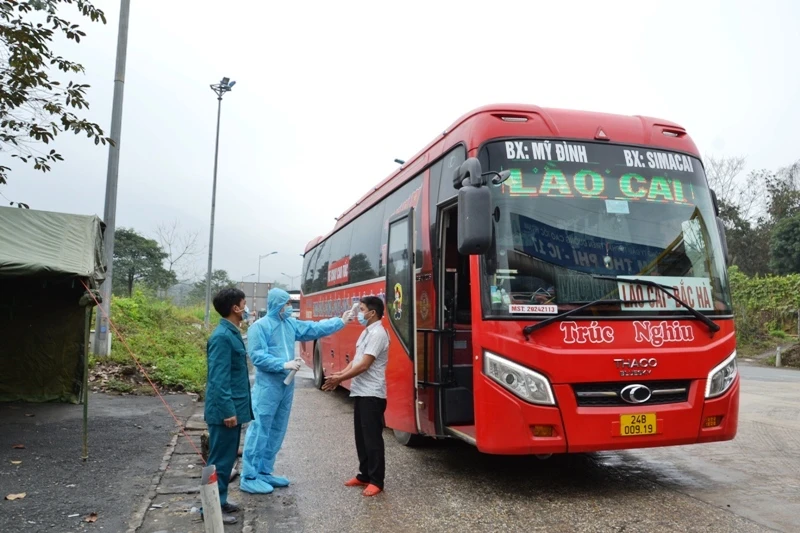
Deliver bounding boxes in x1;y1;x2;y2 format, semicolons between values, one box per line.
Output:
613;358;658;377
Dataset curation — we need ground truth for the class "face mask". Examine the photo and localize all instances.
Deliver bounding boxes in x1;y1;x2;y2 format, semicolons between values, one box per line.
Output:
243;306;250;320
281;306;293;320
358;312;370;326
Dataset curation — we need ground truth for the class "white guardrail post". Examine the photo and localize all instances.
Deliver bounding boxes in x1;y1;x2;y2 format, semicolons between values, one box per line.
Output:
200;465;224;533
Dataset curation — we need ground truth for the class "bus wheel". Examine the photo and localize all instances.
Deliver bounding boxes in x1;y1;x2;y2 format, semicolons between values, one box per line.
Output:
313;343;324;390
393;429;424;447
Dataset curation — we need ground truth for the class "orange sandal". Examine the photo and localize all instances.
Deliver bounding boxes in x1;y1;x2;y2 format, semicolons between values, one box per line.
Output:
362;484;383;497
344;477;368;487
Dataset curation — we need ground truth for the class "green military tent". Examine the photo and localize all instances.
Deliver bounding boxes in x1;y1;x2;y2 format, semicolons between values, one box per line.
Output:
0;206;106;403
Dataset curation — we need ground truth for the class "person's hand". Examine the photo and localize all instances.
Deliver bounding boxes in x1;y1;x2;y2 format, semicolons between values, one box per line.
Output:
322;374;342;392
223;415;237;428
341;310;353;322
284;359;302;371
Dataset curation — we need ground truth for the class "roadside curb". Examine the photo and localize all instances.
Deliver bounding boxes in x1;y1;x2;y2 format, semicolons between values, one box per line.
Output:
126;428;179;533
130;400;255;532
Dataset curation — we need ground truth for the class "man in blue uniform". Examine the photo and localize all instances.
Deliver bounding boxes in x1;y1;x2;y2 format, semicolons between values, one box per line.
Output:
240;288;352;494
204;287;252;522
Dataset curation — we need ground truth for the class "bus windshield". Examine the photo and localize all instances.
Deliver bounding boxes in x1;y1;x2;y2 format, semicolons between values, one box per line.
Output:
478;139;732;318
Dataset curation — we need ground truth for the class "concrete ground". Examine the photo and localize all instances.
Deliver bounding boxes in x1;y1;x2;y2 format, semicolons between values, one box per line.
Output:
0;393;194;533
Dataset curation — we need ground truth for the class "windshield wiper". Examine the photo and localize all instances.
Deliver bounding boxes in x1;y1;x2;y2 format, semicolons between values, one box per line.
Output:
522;298;655;340
591;275;720;334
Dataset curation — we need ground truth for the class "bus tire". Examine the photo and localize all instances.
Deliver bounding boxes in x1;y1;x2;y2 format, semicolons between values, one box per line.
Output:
393;429;424;447
313;343;324;390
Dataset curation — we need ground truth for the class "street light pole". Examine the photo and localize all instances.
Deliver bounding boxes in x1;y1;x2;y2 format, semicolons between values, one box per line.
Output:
258;251;277;286
240;273;255;303
256;251;277;314
258;251;278;286
282;272;300;290
203;77;236;329
95;0;131;357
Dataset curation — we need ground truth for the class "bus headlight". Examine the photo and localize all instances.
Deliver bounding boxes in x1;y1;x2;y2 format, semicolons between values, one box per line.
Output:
705;351;737;399
484;351;555;406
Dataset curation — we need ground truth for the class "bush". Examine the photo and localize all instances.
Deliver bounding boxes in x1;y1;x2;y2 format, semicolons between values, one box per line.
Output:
730;265;800;345
105;291;215;393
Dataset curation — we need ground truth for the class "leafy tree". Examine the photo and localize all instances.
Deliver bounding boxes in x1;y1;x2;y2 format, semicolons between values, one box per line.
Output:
726;218;772;276
113;228;175;297
770;214;800;275
0;0;110;208
704;156;771;275
189;269;236;304
765;163;800;222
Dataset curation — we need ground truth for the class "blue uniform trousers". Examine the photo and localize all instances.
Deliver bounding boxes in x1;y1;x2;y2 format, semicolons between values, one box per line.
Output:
207;423;242;505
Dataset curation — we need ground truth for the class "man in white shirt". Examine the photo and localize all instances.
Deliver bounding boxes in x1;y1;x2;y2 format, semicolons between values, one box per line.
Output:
322;296;389;497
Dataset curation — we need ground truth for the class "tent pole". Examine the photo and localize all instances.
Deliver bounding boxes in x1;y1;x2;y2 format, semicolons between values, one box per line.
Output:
82;305;91;461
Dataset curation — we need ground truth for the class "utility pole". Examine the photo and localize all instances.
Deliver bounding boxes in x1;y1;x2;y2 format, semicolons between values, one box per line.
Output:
95;0;131;356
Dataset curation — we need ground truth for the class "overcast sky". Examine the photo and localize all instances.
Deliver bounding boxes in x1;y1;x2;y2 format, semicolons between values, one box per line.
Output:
3;0;799;286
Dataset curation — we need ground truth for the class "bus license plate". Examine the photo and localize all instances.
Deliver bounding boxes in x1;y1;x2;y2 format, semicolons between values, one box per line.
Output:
619;413;656;436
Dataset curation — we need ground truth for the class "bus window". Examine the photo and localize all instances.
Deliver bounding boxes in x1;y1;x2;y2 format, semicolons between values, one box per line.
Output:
381;174;423;275
326;225;353;289
348;200;385;283
311;240;330;293
437;145;466;207
301;247;319;294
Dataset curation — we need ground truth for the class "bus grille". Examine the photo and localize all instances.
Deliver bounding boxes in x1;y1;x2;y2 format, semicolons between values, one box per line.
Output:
572;380;691;407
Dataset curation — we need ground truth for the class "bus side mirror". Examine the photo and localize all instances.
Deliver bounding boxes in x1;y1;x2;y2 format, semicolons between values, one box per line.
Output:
716;216;732;267
454;158;492;255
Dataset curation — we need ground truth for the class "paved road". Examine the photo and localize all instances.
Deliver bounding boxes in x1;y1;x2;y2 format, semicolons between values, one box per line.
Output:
239;362;799;532
0;394;194;533
738;363;800;382
624;363;800;533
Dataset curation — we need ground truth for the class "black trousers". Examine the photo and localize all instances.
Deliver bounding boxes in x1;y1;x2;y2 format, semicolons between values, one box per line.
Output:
353;396;387;489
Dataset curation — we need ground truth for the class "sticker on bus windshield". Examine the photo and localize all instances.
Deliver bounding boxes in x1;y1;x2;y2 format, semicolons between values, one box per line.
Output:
605;199;629;214
617;276;714;312
509;304;558;314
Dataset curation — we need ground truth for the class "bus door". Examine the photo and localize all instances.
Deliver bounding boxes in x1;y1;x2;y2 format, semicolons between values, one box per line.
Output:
385;210;424;435
437;206;475;439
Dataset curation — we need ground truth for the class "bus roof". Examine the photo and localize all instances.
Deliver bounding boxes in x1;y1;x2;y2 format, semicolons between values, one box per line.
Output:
304;103;699;253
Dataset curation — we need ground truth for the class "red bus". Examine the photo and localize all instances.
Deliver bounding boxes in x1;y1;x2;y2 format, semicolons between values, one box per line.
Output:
298;104;738;455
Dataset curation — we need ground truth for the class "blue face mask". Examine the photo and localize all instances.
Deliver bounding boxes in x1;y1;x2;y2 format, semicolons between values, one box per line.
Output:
281;307;292;320
357;312;369;326
243;306;250;320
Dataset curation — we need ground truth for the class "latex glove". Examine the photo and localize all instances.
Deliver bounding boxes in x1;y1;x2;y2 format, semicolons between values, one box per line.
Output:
284;359;302;371
341;310;354;322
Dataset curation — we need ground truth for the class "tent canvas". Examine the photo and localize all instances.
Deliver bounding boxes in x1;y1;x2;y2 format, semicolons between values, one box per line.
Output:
0;207;106;281
0;207;106;403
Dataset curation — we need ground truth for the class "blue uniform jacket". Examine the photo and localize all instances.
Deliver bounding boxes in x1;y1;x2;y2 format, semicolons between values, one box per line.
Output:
204;319;254;426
